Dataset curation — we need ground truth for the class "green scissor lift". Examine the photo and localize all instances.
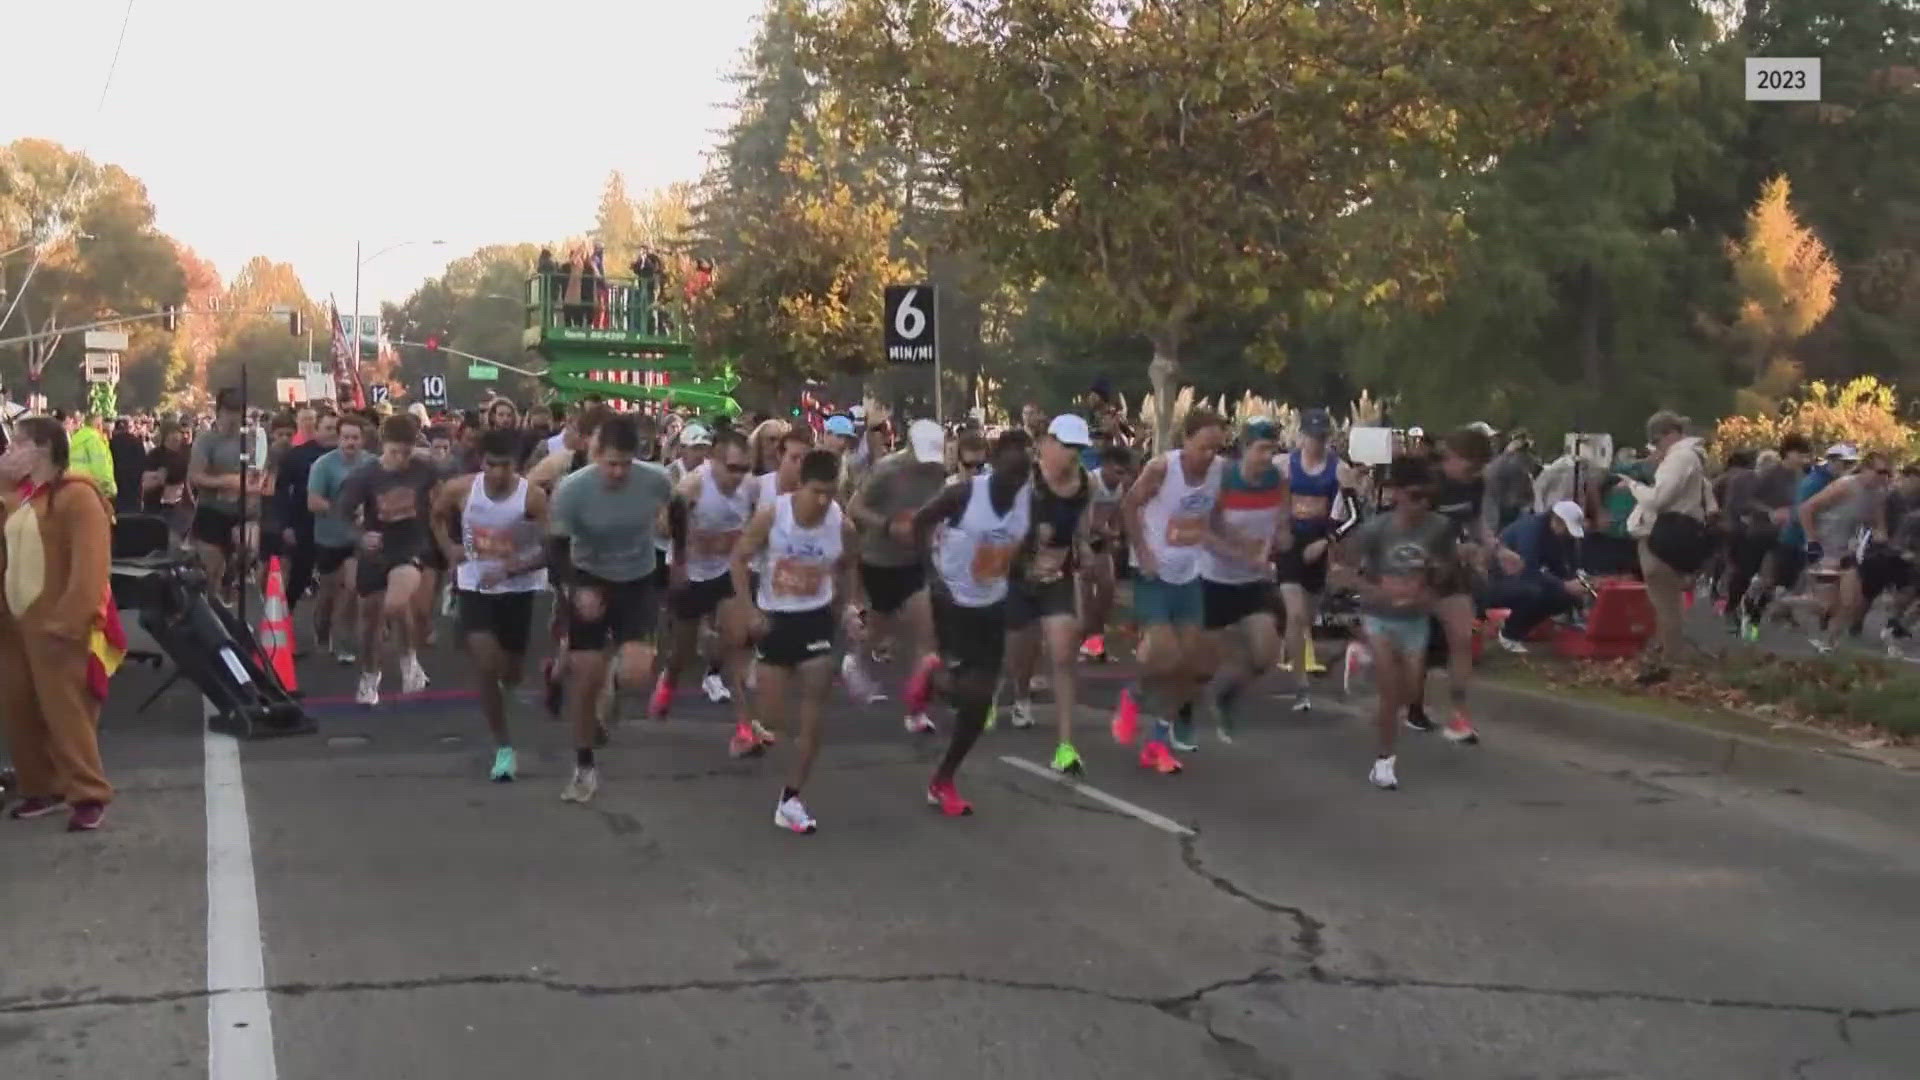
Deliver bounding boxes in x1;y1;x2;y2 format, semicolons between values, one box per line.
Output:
522;273;741;417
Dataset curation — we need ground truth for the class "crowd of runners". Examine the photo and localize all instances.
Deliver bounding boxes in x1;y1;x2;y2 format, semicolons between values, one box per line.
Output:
15;384;1917;835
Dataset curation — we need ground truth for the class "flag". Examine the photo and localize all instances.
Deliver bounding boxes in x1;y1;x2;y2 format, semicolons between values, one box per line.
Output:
85;590;127;702
328;298;366;409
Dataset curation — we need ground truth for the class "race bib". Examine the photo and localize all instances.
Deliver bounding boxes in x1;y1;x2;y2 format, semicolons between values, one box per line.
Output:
1291;494;1330;520
470;525;517;560
375;486;418;523
694;529;742;557
771;558;826;598
1030;546;1068;582
1165;515;1206;547
971;542;1016;582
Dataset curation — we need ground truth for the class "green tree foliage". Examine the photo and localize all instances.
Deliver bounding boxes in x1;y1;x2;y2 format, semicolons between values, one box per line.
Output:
803;0;1634;444
593;171;643;274
203;256;322;408
384;244;543;406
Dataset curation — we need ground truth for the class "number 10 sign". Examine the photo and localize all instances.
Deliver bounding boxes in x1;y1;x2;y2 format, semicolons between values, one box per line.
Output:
884;284;938;365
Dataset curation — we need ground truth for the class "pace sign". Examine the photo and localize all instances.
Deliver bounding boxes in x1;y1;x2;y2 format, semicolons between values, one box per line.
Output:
884;284;937;365
421;374;448;409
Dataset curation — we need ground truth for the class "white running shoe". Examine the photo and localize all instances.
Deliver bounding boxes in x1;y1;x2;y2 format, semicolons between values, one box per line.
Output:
774;795;818;834
1494;633;1529;655
903;712;936;735
355;671;380;707
702;672;732;703
560;766;599;803
1009;700;1035;729
1342;641;1372;697
1809;637;1836;656
1029;674;1050;694
1370;756;1399;790
401;652;430;694
840;653;883;704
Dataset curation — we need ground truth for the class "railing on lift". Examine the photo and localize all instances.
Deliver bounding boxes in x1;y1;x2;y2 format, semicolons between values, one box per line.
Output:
525;272;688;341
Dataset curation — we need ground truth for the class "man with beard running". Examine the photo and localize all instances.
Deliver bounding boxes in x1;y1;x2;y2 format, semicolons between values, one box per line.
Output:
1200;418;1286;741
548;415;675;803
430;428;549;782
912;430;1034;815
730;449;862;833
1002;415;1095;775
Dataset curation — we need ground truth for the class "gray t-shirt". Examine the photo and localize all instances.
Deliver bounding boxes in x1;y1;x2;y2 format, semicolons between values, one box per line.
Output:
334;457;443;537
855;450;950;567
190;429;247;512
1351;510;1458;617
551;462;675;582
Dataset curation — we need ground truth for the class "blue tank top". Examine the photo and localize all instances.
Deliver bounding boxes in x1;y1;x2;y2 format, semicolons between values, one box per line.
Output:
1288;448;1340;539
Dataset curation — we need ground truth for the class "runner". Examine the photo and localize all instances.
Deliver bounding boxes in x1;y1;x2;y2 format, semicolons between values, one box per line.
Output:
1334;455;1457;790
1732;434;1812;639
655;429;764;755
186;389;248;606
1274;408;1342;711
912;430;1034;815
848;418;949;732
333;415;443;706
548;414;675;803
1200;418;1285;741
529;403;613;714
306;414;368;663
1078;444;1133;661
430;428;549;782
1111;409;1228;772
1797;450;1895;653
1003;415;1094;775
730;449;862;833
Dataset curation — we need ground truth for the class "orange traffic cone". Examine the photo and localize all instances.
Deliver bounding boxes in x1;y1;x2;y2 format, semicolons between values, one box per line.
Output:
258;556;298;693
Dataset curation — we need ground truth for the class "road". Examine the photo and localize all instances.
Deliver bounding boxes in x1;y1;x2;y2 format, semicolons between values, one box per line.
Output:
4;596;1918;1079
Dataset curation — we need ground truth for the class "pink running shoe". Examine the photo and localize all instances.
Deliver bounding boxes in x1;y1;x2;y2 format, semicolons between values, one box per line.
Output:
903;653;942;714
1110;688;1140;745
926;777;974;817
648;674;675;720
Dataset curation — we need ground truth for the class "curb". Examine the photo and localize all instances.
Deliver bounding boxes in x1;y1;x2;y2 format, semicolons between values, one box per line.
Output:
1475;677;1920;818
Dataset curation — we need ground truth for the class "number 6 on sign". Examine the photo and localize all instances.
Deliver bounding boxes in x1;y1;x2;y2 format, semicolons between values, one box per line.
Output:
894;288;926;339
884;283;939;365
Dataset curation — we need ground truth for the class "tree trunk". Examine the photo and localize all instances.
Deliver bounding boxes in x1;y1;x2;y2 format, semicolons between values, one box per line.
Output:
1147;328;1180;456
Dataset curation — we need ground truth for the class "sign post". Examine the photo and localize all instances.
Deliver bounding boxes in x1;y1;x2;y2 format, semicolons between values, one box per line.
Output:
884;284;940;424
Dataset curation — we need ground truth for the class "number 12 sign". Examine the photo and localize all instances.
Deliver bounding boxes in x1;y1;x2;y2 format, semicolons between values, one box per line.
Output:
884;284;938;365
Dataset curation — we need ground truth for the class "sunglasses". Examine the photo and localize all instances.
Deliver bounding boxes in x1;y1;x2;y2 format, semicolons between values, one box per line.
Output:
961;460;986;472
723;463;751;475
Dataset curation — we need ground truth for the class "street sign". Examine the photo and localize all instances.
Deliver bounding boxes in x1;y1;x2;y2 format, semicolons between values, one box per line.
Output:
421;374;448;408
467;364;499;381
275;378;306;405
884;284;937;365
304;370;333;402
84;330;129;351
83;351;120;384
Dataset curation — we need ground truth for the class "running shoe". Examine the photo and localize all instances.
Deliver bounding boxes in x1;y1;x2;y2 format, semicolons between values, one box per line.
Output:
560;765;599;803
1109;687;1140;745
1404;704;1435;733
1882;625;1906;660
1214;683;1242;743
1290;690;1313;713
1809;637;1836;656
774;795;818;834
1169;712;1199;753
729;721;767;758
355;671;381;707
1342;641;1371;697
489;747;517;783
66;801;106;831
702;671;733;704
984;701;999;731
648;674;675;719
1369;756;1399;790
8;796;64;820
1740;610;1759;643
1138;738;1183;774
870;641;893;664
333;645;357;666
903;712;936;735
751;720;779;747
903;653;942;713
1050;742;1084;777
401;652;430;695
1079;634;1106;661
1443;709;1480;745
1302;638;1327;675
840;653;883;704
1494;633;1529;655
1009;699;1035;729
926;777;973;816
441;588;456;616
1029;674;1051;694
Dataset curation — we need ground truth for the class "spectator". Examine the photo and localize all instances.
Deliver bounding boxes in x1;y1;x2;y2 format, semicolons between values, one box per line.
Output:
65;412;117;504
1627;411;1715;681
0;416;117;830
1483;434;1535;533
109;418;147;513
562;245;591;327
1484;501;1589;650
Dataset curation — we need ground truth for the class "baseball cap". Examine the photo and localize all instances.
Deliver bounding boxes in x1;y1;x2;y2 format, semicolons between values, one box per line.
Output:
1468;421;1496;437
681;423;712;447
1550;499;1587;539
849;404;867;422
1047;414;1092;446
908;419;945;464
1407;425;1426;439
1300;408;1333;436
824;415;857;438
1826;443;1860;461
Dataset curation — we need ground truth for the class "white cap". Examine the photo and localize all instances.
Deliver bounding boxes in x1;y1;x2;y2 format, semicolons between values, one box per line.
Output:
1468;421;1496;437
681;423;712;447
1047;413;1092;446
908;419;945;464
1826;443;1859;461
406;402;430;422
1407;425;1425;439
1550;499;1586;539
849;404;867;421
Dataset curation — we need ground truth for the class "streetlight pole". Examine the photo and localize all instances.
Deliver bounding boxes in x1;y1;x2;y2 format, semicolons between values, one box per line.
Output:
351;238;445;375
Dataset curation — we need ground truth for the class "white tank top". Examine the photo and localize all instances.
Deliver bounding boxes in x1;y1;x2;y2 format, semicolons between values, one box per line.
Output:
756;494;842;613
685;463;755;583
456;476;548;593
1136;448;1222;585
934;474;1033;607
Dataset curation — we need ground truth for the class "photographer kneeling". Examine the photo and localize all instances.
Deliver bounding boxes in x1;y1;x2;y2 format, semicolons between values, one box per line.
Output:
1482;500;1589;654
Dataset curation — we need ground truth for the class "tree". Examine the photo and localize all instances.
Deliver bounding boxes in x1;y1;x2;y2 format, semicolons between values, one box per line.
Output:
805;0;1634;445
384;244;542;407
1711;173;1838;413
593;171;643;273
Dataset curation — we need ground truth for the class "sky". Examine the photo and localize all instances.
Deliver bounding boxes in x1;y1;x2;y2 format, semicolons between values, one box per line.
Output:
3;0;765;311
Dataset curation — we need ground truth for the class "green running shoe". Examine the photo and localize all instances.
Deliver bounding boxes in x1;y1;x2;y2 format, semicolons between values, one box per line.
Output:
984;701;998;731
1050;742;1084;777
489;746;517;783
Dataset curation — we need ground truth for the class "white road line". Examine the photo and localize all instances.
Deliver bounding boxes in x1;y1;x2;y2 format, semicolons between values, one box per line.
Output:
999;755;1195;837
204;715;279;1080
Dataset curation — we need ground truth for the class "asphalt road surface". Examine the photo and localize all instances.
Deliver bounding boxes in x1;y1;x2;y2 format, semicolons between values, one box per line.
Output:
5;596;1918;1079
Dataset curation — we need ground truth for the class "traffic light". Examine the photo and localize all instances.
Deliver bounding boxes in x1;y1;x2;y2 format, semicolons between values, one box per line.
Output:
161;303;179;332
288;310;305;336
425;333;441;352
